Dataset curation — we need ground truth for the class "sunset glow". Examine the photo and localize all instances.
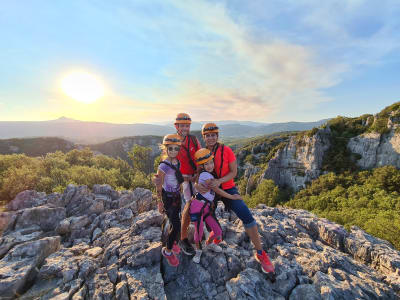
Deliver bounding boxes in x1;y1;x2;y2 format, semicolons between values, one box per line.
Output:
61;71;104;104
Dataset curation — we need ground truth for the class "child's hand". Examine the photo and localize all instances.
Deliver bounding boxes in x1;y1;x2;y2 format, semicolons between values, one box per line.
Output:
232;194;242;200
205;179;213;187
158;201;164;213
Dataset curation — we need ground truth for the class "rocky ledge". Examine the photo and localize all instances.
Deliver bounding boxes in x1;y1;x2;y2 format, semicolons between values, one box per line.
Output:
0;185;399;299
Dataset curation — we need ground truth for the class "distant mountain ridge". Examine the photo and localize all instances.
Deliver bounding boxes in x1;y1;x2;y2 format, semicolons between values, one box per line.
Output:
0;117;329;144
0;131;204;160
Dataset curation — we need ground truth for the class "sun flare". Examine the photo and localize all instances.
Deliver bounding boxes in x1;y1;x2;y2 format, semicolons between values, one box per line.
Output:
61;71;104;103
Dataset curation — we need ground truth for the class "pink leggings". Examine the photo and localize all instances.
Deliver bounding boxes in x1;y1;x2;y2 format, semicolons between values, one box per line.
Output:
190;199;222;243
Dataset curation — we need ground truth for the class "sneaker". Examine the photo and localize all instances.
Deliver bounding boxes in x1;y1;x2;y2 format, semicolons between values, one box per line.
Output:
206;231;216;246
162;247;179;267
192;250;202;264
213;237;222;245
255;250;275;274
206;242;222;253
172;242;180;255
179;239;196;256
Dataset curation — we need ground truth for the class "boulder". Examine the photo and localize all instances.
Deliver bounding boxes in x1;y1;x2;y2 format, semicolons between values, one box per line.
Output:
0;236;60;299
15;206;66;232
7;190;47;211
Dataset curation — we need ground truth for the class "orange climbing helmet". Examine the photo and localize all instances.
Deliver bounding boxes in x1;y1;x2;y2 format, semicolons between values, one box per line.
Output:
175;113;192;124
202;123;219;136
194;148;214;165
162;134;182;145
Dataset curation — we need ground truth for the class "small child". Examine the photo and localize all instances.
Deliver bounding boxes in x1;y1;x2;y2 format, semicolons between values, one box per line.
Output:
190;148;242;263
156;134;185;267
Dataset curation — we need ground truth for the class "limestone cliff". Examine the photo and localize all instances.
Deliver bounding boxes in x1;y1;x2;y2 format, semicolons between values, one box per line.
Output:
1;185;399;299
348;130;400;169
255;106;400;192
260;128;331;192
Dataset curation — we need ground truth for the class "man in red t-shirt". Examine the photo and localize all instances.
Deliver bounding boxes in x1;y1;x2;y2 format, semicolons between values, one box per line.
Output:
174;113;200;255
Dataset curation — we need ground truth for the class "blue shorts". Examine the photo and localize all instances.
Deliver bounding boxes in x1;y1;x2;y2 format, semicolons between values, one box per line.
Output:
220;187;257;229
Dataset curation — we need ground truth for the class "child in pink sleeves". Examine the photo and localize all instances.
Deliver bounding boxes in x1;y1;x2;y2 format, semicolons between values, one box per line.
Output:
190;148;241;263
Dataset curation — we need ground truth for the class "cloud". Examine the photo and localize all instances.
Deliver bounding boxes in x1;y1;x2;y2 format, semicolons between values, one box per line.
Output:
270;0;400;66
35;0;338;123
166;1;339;119
100;0;338;122
5;0;399;123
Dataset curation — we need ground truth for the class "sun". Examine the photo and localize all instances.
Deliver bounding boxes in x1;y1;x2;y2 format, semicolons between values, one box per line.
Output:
61;71;104;103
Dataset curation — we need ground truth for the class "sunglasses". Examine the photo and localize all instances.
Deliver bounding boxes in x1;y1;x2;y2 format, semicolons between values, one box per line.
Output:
168;146;180;152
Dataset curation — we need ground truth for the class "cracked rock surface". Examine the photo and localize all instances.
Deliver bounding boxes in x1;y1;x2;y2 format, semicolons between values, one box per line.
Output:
0;185;399;299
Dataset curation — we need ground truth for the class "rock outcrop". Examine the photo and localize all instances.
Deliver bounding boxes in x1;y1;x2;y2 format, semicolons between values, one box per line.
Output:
260;128;331;192
348;129;400;169
1;186;399;299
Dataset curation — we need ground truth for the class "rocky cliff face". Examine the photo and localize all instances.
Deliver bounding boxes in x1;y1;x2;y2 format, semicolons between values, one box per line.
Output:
1;186;399;299
347;109;400;169
348;129;400;169
260;128;331;192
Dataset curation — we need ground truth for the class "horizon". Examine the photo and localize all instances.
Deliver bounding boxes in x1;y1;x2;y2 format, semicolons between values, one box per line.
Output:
1;1;399;123
0;115;330;125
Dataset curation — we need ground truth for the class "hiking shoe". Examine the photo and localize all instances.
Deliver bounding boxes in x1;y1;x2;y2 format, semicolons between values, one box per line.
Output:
172;242;181;255
179;239;195;256
255;250;275;274
206;231;216;246
162;247;179;267
192;250;202;264
206;242;222;253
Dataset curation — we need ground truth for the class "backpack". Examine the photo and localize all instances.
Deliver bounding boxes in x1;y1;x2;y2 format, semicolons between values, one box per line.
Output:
160;160;184;185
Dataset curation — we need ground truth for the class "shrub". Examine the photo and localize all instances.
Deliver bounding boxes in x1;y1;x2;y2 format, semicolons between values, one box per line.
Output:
286;166;400;249
246;179;281;208
0;148;150;204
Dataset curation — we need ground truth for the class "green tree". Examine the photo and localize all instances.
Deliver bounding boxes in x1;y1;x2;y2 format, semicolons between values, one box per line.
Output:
128;145;153;175
66;147;94;166
247;179;280;208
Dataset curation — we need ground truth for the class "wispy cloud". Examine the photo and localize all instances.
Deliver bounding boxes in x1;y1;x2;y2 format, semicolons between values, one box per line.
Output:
2;0;399;122
99;0;341;121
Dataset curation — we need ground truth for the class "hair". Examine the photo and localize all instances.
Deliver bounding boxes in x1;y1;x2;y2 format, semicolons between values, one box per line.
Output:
159;144;168;161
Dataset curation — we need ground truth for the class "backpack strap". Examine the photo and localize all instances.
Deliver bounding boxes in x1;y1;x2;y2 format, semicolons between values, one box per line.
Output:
160;160;184;184
212;143;225;179
160;160;180;172
190;134;199;150
181;135;197;172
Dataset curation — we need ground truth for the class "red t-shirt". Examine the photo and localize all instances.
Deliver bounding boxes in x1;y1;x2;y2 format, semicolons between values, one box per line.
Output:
212;144;236;190
177;135;200;175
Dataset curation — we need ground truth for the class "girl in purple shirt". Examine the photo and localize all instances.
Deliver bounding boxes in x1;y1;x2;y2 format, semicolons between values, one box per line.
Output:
156;134;184;267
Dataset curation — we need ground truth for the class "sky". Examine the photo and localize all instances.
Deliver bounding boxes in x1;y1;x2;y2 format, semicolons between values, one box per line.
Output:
0;0;399;124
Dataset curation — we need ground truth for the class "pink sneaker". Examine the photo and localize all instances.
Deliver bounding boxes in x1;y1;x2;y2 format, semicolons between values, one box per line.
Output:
172;242;181;255
162;247;179;267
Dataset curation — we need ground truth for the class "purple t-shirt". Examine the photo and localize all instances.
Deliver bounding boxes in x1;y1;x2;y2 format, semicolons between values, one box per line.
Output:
158;160;181;192
198;171;215;202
